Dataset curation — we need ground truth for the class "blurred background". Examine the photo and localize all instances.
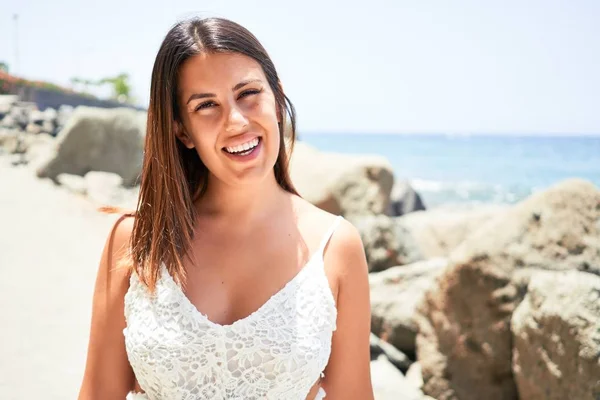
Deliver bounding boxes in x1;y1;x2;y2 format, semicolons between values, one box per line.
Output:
0;1;599;399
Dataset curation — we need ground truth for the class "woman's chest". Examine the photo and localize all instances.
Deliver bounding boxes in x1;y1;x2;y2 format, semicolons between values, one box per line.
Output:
179;237;338;327
123;271;337;399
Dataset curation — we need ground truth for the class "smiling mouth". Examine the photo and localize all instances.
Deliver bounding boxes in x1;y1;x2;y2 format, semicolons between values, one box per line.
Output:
222;137;261;156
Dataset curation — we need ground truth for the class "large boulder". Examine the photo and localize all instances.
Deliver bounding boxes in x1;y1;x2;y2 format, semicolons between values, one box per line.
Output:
36;106;146;186
415;179;600;400
511;270;600;400
351;214;422;272
370;258;447;355
289;141;394;217
399;204;508;258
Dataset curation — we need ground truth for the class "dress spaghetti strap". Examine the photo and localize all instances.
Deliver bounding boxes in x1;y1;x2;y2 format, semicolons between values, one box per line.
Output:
317;215;344;256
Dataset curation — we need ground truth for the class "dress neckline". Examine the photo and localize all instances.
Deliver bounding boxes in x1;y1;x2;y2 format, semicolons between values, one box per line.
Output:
158;215;342;330
160;249;324;330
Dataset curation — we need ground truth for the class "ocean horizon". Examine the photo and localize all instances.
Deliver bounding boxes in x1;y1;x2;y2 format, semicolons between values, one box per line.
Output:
300;133;600;208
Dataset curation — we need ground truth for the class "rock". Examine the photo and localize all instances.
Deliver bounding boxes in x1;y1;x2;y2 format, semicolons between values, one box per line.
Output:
0;95;18;119
56;105;74;128
1;115;16;129
511;270;600;400
57;173;87;195
387;180;426;216
28;108;57;135
399;204;508;258
0;105;11;120
25;123;42;135
42;107;58;122
0;95;18;106
41;120;55;135
38;109;58;135
371;355;424;400
9;103;32;130
415;179;600;400
370;332;382;356
82;171;139;209
405;362;424;391
0;129;20;154
84;171;124;206
289;141;394;217
29;110;45;125
370;258;447;355
351;214;422;272
36;106;146;186
23;133;56;170
369;333;412;372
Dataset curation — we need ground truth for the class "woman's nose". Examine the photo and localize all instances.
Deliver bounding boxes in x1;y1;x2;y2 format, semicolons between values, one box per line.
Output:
225;104;249;133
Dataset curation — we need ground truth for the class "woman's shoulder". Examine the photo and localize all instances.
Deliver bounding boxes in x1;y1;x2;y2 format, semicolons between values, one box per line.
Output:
97;208;136;260
292;196;365;270
109;212;136;242
97;213;136;286
107;213;136;262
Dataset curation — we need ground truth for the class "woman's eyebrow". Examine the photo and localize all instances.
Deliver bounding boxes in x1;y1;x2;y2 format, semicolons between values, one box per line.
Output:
232;79;262;91
186;79;263;105
186;92;214;104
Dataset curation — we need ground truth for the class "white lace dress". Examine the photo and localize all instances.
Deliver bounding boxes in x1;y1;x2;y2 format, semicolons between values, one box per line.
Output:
123;216;343;400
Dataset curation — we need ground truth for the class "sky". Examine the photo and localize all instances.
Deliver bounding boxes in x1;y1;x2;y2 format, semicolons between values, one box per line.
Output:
0;0;598;135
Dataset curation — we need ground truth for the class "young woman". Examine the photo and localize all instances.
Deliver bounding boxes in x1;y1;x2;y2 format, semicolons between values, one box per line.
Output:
78;17;373;400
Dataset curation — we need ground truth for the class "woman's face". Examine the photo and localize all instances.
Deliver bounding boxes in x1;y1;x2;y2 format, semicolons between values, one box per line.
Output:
176;52;281;187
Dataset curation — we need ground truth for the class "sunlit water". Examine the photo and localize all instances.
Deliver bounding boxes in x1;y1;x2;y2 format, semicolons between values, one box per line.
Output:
301;133;600;208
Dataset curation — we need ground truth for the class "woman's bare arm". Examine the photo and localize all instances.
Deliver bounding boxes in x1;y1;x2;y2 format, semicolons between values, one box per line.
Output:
321;220;374;399
78;215;136;399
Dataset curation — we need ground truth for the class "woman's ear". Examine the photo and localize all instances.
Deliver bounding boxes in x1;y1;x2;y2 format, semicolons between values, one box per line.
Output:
173;121;194;149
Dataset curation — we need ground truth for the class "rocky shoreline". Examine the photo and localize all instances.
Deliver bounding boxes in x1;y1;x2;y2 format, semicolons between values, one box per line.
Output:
1;98;599;399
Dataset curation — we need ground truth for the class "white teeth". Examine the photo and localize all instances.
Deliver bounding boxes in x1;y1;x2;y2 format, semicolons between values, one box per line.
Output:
226;138;259;154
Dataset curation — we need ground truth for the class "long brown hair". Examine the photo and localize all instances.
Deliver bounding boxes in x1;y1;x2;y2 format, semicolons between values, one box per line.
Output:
128;17;299;291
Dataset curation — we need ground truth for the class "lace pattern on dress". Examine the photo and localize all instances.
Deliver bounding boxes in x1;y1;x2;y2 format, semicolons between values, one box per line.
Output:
123;216;342;400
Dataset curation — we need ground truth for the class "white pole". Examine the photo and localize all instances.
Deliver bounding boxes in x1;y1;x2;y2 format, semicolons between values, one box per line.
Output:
13;13;19;75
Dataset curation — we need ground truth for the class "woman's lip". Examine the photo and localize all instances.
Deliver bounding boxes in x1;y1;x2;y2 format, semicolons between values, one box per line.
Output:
221;136;262;162
222;136;261;151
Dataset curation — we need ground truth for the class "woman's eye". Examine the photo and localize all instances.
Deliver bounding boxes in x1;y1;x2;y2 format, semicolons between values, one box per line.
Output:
239;89;262;99
195;101;216;111
193;89;261;111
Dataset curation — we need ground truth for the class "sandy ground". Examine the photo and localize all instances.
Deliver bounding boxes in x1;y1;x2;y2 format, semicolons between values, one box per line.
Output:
0;156;120;399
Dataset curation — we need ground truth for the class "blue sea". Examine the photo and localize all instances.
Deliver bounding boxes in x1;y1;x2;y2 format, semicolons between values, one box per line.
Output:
300;133;600;208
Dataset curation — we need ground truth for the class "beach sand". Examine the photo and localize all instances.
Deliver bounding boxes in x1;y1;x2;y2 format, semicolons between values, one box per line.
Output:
0;157;119;399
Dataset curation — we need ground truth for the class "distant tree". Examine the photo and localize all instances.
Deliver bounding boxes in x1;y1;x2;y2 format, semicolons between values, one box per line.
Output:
98;73;132;103
0;62;8;72
69;73;135;104
70;76;95;94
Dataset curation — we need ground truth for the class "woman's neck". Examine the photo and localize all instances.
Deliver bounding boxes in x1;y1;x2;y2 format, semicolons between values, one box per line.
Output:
194;172;291;226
